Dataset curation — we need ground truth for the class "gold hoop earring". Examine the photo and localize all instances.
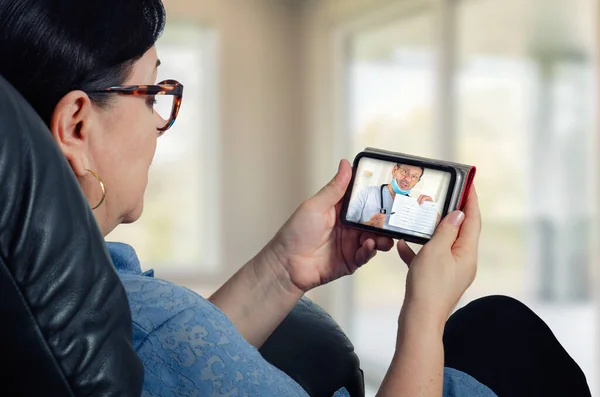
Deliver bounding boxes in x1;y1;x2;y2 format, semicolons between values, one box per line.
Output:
85;169;106;210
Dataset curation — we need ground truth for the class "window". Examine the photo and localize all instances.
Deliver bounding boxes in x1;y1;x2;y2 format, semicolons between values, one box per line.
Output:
455;0;597;305
338;0;598;392
343;4;437;379
107;23;221;276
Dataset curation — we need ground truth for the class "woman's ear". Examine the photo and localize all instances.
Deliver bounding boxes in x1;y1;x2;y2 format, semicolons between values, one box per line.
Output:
49;91;95;177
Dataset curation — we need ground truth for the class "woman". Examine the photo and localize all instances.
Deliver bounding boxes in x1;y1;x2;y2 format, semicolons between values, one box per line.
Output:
0;1;591;396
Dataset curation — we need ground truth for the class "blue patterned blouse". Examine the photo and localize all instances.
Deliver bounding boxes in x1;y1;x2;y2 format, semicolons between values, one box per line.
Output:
107;242;496;397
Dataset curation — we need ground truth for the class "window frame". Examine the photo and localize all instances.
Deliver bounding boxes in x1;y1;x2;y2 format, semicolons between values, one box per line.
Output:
330;0;599;388
109;23;223;285
157;24;222;282
330;1;454;383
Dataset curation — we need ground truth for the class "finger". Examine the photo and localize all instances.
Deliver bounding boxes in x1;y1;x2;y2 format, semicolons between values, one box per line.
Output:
429;210;465;249
368;214;382;222
417;195;424;205
359;233;369;245
355;238;377;266
374;236;394;251
452;185;482;260
368;215;385;229
359;234;393;251
396;240;416;267
312;159;352;212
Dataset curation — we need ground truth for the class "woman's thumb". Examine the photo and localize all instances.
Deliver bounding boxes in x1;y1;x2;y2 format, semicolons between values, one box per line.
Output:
429;210;465;249
313;159;352;211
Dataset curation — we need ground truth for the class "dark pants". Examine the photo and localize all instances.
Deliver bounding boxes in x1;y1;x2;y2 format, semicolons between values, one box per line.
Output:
444;295;592;397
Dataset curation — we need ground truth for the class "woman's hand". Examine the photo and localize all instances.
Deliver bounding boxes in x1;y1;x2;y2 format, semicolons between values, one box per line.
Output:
398;186;481;326
376;187;481;397
210;159;392;347
269;159;394;292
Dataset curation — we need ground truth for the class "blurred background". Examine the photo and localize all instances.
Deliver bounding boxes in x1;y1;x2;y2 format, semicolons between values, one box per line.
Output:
107;0;600;394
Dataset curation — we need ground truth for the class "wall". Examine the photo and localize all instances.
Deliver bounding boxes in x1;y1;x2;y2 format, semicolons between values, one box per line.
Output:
300;0;422;194
162;0;307;276
160;0;423;317
299;0;424;317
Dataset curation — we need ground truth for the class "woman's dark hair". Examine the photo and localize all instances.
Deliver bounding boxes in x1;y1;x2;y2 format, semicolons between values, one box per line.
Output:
0;0;166;125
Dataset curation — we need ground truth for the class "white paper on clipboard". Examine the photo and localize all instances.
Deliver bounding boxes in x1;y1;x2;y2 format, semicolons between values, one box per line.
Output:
388;195;438;235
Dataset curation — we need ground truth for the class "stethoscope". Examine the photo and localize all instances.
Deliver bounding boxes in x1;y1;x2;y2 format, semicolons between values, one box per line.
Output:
379;183;409;214
379;184;388;214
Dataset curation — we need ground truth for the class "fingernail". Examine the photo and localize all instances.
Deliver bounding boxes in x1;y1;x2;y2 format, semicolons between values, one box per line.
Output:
448;210;465;227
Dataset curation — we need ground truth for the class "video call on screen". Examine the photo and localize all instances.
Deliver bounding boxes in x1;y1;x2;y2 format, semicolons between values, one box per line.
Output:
346;157;452;238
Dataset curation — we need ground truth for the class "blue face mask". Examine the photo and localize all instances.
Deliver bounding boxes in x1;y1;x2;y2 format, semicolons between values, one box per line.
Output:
392;179;411;195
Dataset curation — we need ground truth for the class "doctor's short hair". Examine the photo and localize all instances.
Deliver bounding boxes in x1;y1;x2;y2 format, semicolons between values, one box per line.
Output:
395;163;424;179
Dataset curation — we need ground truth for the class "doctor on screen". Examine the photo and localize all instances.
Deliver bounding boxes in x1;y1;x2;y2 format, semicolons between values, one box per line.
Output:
346;163;433;229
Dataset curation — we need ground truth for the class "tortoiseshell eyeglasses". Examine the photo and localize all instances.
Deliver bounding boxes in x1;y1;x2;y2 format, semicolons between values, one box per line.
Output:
86;79;184;135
